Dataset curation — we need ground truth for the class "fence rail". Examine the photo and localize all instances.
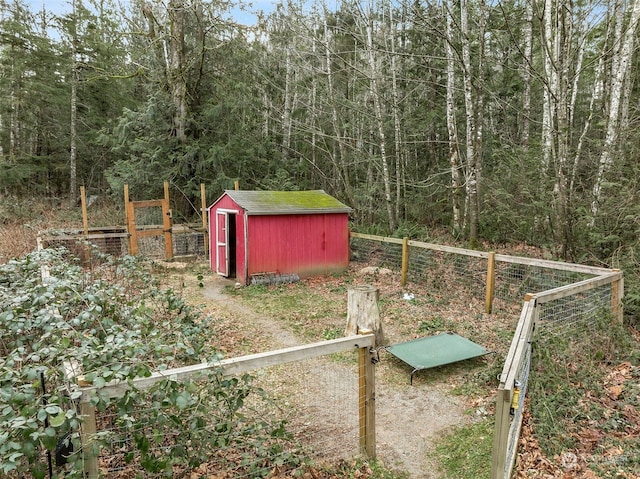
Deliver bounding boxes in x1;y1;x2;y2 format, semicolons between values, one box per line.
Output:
75;333;376;478
349;232;623;479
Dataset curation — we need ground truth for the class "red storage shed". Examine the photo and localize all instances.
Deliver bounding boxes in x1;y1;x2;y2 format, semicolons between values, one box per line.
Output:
208;190;352;285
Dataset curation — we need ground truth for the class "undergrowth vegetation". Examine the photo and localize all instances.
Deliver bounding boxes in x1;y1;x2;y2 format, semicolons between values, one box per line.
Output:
526;315;640;476
0;247;305;478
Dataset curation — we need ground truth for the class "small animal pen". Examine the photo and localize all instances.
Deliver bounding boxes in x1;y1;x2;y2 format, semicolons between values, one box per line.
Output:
39;182;208;260
208;190;352;285
349;232;623;479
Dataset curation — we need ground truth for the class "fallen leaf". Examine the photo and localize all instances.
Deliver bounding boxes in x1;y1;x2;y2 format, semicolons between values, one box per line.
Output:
607;384;623;399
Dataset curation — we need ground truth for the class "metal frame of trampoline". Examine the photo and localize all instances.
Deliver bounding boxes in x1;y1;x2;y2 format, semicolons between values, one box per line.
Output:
385;332;490;384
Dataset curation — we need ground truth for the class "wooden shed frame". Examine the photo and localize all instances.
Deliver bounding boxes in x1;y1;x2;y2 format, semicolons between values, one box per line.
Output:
208;190;352;285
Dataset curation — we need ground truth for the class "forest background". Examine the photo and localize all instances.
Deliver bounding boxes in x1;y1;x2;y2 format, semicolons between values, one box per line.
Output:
1;0;640;323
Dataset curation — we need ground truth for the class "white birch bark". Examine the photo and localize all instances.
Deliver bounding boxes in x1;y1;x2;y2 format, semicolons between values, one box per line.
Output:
460;0;478;243
323;11;352;202
541;0;556;174
282;46;293;154
521;0;533;148
445;0;462;233
365;0;395;232
571;53;604;195
389;7;403;222
591;0;640;220
69;0;78;204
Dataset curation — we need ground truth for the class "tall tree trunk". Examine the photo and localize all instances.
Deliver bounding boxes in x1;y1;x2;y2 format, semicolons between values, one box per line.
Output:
169;0;187;142
571;53;605;195
541;0;556;175
521;0;533;149
445;0;463;234
282;47;293;155
591;0;640;221
460;0;479;244
69;0;78;205
323;12;354;204
389;7;404;223
366;0;395;232
553;1;572;258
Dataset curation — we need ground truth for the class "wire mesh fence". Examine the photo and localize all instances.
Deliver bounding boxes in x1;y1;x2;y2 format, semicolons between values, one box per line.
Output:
349;232;623;479
535;283;613;337
39;227;206;261
79;339;371;478
493;261;590;303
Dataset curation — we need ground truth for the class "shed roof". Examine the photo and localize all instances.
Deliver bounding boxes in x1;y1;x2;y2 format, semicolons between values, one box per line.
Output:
222;190;352;215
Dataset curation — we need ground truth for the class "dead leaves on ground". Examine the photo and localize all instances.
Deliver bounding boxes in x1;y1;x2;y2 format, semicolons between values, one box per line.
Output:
516;362;640;479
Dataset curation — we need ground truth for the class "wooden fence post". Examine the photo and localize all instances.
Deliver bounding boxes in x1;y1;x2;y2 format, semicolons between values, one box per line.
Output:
358;330;376;459
485;251;496;314
124;185;138;255
401;237;409;287
611;273;624;324
80;185;89;236
201;183;208;257
345;285;385;346
80;400;99;479
162;181;173;260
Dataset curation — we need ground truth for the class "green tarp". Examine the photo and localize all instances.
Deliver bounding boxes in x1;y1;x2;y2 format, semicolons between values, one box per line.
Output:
386;333;489;384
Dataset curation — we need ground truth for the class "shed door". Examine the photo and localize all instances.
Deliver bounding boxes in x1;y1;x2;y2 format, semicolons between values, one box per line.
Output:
216;211;229;276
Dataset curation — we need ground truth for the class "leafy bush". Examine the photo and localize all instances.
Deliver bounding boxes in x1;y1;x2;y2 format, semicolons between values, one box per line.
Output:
0;247;301;477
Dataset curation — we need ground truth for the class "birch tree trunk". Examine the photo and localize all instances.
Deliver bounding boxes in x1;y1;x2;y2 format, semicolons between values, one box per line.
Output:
445;0;463;233
591;0;640;221
521;0;533;148
460;0;479;244
389;8;404;223
323;11;354;204
282;46;293;155
365;0;396;232
541;0;556;175
69;0;78;205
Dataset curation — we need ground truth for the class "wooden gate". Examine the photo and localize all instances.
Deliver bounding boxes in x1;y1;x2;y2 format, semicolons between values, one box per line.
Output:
124;182;173;260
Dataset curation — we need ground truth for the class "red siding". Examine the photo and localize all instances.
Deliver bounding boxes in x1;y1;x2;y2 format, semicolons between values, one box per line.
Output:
209;195;247;284
246;213;349;278
210;192;350;284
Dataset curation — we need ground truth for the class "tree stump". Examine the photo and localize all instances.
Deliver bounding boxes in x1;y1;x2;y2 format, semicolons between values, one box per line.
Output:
345;285;385;346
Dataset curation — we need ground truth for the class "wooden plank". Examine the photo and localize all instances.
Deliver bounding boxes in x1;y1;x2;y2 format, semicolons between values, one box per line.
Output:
490;387;512;479
136;228;165;238
401;237;409;287
504;303;535;389
350;232;404;245
80;334;375;402
364;341;376;458
80;186;89;235
532;271;622;304
131;199;164;208
358;345;366;454
201;183;208;257
496;300;533;384
163;181;173;260
41;233;128;241
494;253;613;275
611;275;624;323
485;252;496;314
408;239;489;259
125;186;137;256
80;401;99;479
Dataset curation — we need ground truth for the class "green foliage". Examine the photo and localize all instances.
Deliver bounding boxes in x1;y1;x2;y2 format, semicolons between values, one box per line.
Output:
528;314;639;457
432;418;494;479
0;247;300;476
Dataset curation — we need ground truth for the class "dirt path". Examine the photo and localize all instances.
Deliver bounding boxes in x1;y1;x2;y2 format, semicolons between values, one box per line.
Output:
197;274;468;478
